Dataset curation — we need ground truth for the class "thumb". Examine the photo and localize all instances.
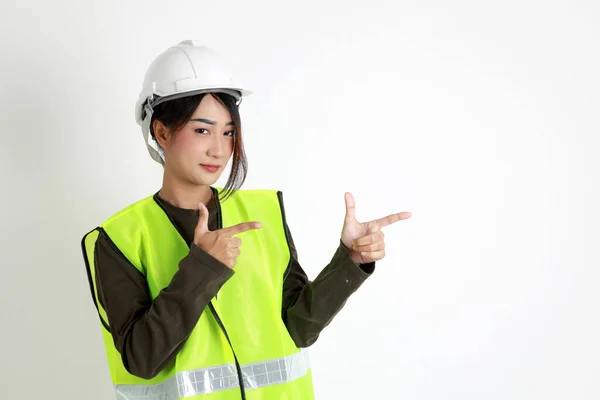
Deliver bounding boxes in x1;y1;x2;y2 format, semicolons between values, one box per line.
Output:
344;192;356;223
196;202;210;235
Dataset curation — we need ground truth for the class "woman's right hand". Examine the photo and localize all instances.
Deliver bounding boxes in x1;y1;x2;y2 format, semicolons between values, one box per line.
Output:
194;202;261;269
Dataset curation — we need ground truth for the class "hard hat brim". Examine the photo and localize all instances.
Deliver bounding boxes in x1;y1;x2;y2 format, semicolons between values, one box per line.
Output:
135;87;251;126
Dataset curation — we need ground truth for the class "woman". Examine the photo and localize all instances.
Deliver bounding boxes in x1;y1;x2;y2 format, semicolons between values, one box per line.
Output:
81;40;411;400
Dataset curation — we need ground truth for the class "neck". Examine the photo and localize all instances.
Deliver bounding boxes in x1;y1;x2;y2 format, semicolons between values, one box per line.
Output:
159;170;213;210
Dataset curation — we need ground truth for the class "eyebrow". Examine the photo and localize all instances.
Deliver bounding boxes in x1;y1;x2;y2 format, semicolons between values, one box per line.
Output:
190;118;235;126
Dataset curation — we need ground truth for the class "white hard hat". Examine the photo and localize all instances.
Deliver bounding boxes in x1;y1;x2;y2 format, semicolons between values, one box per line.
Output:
135;40;252;165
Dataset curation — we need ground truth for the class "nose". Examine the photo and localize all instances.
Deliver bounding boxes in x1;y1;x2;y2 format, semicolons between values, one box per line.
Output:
207;134;225;158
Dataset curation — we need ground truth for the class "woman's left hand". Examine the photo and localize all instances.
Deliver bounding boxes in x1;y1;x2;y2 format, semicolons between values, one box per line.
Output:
341;192;412;265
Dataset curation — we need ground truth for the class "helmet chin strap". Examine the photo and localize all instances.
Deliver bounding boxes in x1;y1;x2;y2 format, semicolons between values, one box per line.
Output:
142;103;165;165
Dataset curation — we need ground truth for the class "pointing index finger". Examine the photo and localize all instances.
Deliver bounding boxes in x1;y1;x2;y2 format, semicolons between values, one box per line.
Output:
373;212;412;228
223;221;262;235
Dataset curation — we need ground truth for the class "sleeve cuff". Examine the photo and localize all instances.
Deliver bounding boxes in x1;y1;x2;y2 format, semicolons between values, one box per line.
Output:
189;244;234;277
336;239;375;278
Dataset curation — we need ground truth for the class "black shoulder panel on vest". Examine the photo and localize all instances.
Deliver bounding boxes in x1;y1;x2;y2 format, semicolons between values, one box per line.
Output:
81;228;111;333
277;191;294;281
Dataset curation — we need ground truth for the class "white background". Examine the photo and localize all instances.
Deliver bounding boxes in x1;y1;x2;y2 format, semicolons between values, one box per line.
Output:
1;0;599;399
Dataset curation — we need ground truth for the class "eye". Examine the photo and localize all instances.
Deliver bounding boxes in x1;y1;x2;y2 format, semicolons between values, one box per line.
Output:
195;128;209;135
225;130;237;137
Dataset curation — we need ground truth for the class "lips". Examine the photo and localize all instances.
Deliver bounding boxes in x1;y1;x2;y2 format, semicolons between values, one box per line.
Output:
200;164;220;173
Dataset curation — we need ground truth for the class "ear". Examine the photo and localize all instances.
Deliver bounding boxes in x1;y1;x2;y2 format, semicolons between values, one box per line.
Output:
153;119;171;149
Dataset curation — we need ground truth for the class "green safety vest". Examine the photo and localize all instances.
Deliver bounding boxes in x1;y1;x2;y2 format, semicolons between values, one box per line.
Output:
81;188;315;399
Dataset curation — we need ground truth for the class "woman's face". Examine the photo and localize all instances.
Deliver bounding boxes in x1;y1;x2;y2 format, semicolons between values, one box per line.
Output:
159;94;236;186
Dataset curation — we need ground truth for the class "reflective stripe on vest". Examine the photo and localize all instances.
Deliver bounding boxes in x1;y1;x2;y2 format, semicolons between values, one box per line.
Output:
115;349;310;399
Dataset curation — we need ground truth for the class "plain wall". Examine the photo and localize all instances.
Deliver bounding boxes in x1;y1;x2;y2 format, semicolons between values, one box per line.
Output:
1;0;599;398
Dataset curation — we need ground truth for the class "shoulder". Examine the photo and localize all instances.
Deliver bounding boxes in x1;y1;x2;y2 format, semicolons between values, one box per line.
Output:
81;194;155;257
100;194;157;228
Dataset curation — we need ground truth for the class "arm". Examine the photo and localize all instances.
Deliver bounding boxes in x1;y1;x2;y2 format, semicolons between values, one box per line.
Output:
94;230;233;379
281;221;374;348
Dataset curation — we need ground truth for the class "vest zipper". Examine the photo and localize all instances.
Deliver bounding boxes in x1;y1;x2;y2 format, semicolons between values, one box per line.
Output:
208;303;246;399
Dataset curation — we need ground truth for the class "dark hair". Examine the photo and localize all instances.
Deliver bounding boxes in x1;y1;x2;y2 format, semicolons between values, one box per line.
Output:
150;92;247;202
